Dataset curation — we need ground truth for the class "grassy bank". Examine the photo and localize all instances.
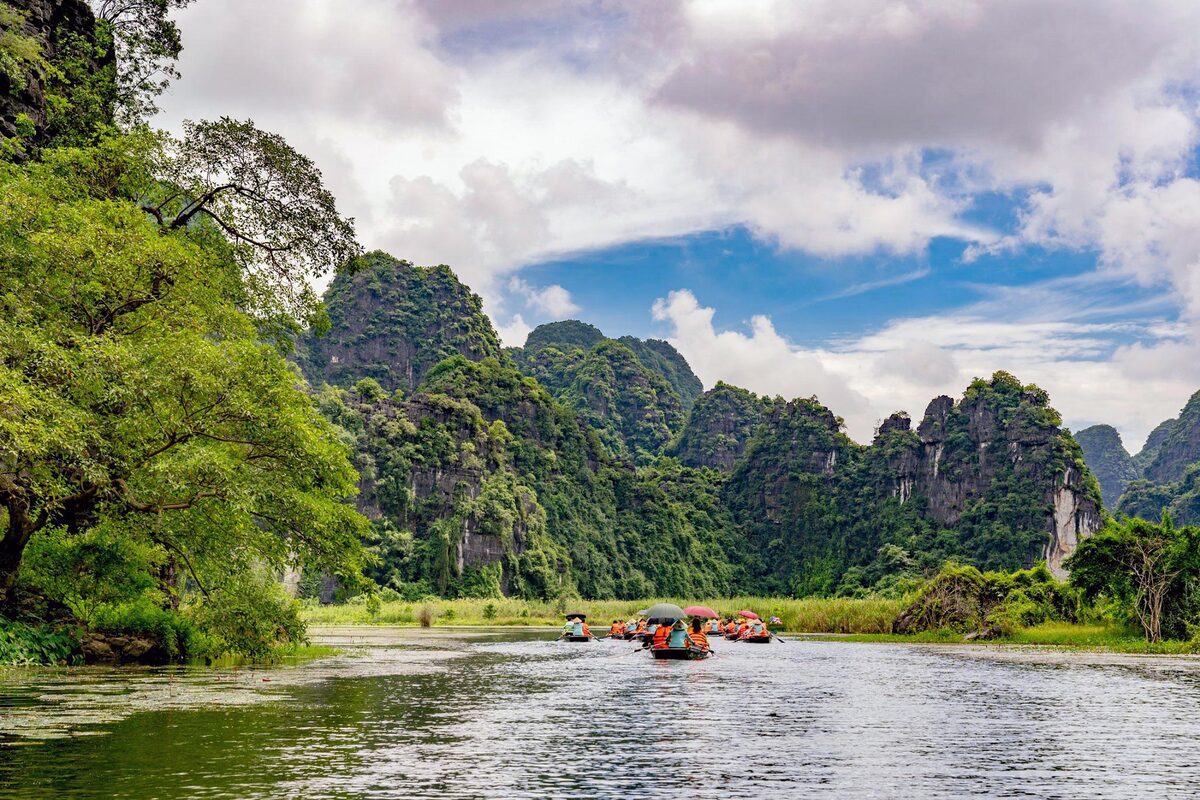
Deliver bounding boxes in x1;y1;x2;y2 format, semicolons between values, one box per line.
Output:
806;623;1200;653
301;596;906;634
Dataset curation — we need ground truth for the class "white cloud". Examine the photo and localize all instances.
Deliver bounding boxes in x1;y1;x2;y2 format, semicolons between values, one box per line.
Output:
494;313;533;348
508;278;580;317
652;290;877;438
155;0;1200;443
655;288;1196;449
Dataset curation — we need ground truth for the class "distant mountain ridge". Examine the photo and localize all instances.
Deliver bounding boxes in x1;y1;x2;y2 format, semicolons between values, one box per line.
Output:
1075;425;1140;508
297;253;1105;597
1082;390;1200;524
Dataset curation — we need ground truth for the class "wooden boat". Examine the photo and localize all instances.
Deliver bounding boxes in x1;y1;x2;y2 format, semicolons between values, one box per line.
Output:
562;634;593;642
742;635;772;644
650;647;711;660
724;634;740;641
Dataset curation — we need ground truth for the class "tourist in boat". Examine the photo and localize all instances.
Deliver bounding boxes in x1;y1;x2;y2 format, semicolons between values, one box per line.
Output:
723;619;737;636
635;617;648;637
608;619;623;637
667;619;688;649
624;619;638;636
735;618;751;638
706;618;721;635
743;620;768;640
688;618;710;652
650;620;672;650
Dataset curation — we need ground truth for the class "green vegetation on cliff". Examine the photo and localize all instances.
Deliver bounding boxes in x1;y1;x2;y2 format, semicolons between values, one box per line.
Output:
506;321;695;462
1076;424;1140;508
297;251;502;391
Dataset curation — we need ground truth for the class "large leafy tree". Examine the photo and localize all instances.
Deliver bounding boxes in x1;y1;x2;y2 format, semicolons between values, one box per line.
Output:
1067;515;1200;642
0;133;366;609
92;0;196;123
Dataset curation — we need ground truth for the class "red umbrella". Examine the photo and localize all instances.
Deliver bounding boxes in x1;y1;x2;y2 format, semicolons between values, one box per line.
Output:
737;610;760;620
684;605;719;618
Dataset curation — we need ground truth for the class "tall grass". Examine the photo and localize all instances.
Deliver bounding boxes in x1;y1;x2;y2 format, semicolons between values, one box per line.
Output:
300;595;907;634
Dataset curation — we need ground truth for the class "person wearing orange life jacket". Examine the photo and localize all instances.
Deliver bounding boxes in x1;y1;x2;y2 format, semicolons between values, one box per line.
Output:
608;620;623;637
736;619;751;638
650;621;672;650
723;619;736;636
581;621;591;637
635;618;648;636
623;619;638;636
706;619;721;635
688;618;710;652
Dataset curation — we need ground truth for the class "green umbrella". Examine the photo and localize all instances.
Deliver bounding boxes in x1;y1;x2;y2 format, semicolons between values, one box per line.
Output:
643;602;686;621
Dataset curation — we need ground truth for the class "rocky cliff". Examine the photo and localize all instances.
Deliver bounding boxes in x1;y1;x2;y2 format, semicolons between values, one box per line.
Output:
0;0;112;147
1142;391;1200;485
669;382;772;470
509;321;696;462
297;251;502;391
1075;424;1139;508
906;377;1102;577
722;372;1102;591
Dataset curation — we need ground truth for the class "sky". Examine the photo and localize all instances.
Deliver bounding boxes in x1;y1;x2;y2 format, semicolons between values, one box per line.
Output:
156;0;1200;448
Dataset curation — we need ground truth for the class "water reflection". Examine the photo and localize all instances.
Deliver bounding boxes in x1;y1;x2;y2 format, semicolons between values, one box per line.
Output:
3;633;1200;798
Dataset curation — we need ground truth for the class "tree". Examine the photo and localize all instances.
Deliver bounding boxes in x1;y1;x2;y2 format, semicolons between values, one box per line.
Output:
1067;515;1200;642
0;134;367;609
139;117;360;322
92;0;196;123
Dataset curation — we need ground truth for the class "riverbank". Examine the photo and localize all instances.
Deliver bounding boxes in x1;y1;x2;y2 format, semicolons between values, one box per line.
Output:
299;596;905;633
800;622;1200;654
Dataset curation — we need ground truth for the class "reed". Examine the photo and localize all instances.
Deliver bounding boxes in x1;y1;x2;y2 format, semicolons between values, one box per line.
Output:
300;595;907;633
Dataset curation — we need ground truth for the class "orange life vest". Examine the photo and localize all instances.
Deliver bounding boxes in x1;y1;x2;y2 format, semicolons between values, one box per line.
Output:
582;623;591;636
636;619;647;634
609;623;623;636
651;625;671;649
724;621;736;635
689;629;709;650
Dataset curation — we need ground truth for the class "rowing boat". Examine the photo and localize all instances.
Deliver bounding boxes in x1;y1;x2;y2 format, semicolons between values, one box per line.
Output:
650;648;711;660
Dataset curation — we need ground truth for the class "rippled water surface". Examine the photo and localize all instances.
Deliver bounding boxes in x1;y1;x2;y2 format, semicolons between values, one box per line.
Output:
4;628;1200;798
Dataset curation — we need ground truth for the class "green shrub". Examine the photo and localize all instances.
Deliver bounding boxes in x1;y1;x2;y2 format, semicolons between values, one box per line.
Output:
187;570;307;660
90;601;202;661
0;618;81;666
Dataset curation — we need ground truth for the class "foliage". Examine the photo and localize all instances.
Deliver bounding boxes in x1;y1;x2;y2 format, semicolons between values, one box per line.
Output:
0;7;49;89
1067;515;1200;642
91;0;195;123
186;568;307;660
141;117;361;322
0;134;367;611
20;524;159;621
297;251;501;390
89;598;201;660
892;562;1078;635
0;616;80;665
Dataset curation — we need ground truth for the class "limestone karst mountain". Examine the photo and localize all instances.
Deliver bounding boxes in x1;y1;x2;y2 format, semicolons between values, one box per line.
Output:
299;255;1103;596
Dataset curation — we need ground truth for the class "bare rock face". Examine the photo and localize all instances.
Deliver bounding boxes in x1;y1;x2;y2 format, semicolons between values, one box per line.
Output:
81;631;162;664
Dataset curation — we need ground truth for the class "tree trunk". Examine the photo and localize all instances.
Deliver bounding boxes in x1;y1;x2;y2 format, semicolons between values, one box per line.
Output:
0;502;36;611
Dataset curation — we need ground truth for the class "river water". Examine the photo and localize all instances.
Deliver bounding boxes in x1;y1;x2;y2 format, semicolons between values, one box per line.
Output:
3;627;1200;798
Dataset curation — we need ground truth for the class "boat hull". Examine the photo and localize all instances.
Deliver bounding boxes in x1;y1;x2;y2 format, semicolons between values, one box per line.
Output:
650;648;711;660
562;635;593;642
742;636;772;644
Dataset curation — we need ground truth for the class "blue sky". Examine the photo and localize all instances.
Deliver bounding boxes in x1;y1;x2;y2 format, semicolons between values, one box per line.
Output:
160;0;1200;446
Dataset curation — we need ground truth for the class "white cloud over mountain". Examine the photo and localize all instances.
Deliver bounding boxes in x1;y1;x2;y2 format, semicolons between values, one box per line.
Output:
157;0;1200;446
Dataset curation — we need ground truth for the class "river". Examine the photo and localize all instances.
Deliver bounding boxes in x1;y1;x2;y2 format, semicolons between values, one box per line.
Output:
2;627;1200;798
